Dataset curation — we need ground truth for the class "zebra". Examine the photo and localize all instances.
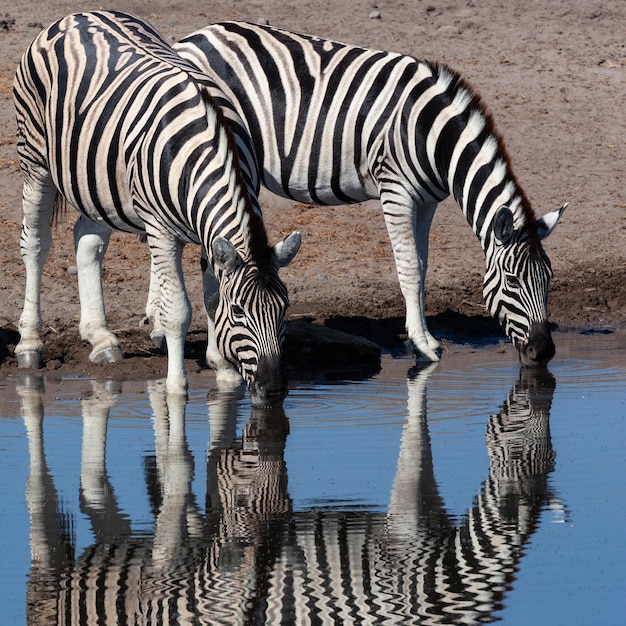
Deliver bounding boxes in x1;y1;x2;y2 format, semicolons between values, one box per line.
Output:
174;22;567;367
12;11;300;406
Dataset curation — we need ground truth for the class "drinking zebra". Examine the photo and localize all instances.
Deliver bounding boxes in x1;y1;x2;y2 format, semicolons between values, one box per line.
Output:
175;22;566;366
13;11;300;406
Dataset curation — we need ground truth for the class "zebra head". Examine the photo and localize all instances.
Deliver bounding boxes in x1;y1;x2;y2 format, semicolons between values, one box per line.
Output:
211;232;301;407
483;203;566;368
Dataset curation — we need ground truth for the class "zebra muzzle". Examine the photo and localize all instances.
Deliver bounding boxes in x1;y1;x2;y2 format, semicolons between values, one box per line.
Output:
249;355;288;408
518;321;555;368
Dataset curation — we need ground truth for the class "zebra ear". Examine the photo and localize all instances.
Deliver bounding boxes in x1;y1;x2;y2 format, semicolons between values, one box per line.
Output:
536;202;568;240
212;237;242;274
273;231;301;268
493;206;515;245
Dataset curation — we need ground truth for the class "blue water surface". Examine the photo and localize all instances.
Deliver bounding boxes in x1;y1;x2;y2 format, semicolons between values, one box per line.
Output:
0;331;624;625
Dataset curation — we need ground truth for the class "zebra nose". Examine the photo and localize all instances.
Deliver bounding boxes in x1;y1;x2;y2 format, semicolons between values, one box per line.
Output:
249;355;287;408
519;321;555;368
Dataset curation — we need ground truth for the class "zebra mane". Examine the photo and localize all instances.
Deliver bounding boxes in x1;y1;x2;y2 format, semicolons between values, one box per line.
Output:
427;61;539;239
197;87;272;271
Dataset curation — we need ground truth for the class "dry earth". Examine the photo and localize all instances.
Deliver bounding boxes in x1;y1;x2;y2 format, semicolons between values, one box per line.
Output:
0;0;624;380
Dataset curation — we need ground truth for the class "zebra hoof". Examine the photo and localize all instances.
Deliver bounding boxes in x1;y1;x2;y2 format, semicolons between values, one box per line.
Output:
150;331;166;352
414;352;441;364
215;367;244;390
16;351;44;369
408;338;442;363
90;346;124;364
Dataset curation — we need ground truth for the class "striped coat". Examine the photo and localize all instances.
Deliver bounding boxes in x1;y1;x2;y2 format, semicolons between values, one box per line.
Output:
13;12;299;405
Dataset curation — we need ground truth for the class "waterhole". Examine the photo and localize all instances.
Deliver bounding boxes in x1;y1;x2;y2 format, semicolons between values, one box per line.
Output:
0;331;624;625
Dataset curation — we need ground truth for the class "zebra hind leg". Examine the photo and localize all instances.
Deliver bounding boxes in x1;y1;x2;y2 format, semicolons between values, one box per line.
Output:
74;216;124;363
15;171;57;369
140;253;167;352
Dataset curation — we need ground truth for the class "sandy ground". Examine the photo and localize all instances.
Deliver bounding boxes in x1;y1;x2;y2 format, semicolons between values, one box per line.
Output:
0;0;624;380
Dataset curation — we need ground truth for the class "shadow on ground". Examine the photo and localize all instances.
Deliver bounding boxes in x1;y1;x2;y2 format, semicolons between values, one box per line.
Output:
0;311;508;384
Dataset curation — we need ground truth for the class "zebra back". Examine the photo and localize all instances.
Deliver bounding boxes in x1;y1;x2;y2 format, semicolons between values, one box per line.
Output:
176;22;533;231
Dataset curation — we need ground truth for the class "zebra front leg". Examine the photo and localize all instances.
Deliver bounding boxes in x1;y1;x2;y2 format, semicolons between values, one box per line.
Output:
202;254;243;389
146;228;191;394
381;193;441;362
15;172;56;369
74;216;123;363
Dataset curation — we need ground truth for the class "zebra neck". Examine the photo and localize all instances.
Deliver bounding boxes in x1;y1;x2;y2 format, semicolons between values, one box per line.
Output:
454;157;527;252
415;62;534;252
439;120;531;252
182;116;269;267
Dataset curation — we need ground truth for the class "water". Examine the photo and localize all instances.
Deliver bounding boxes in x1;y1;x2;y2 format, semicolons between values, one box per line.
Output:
0;331;624;625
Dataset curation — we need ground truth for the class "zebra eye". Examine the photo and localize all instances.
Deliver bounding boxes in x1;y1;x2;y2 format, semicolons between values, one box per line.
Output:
505;274;521;289
230;304;246;320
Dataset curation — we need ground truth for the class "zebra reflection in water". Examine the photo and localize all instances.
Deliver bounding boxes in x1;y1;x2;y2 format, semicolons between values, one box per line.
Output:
20;365;561;625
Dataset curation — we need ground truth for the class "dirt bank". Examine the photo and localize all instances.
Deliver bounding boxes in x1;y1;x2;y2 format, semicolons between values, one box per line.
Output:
0;0;624;381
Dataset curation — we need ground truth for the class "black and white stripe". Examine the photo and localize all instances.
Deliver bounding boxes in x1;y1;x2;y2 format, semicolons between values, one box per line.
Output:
13;11;299;405
175;22;566;366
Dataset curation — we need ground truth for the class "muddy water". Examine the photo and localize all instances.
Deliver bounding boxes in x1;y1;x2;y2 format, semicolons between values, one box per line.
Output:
0;331;624;625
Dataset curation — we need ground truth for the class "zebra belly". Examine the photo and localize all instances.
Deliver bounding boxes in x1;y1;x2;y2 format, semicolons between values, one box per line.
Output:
46;144;197;241
71;203;145;234
50;168;146;234
58;184;200;245
260;160;377;206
